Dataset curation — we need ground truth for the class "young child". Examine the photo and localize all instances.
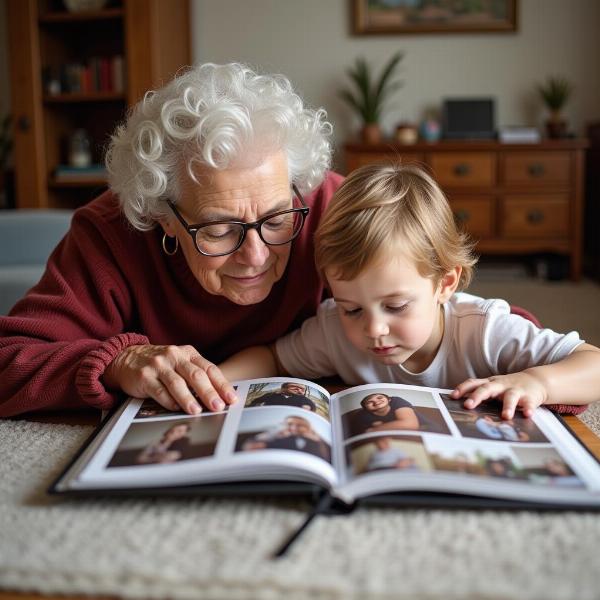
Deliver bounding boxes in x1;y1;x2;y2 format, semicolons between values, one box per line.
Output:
220;164;600;419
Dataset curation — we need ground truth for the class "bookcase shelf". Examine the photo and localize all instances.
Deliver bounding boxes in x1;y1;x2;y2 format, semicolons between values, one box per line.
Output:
43;92;126;103
7;0;191;209
38;7;124;23
48;179;108;188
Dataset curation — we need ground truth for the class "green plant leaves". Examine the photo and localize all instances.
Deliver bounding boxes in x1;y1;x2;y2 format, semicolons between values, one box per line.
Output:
338;51;404;125
537;76;573;111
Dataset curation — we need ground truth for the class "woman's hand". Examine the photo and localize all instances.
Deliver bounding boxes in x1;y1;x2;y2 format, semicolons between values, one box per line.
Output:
103;344;238;415
451;371;548;419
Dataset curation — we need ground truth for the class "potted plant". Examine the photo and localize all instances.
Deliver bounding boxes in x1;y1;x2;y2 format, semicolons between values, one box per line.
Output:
538;76;573;139
339;51;403;144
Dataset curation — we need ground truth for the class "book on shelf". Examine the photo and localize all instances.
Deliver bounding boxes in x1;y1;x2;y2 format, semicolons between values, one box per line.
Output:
42;55;125;96
499;126;541;143
51;378;600;510
54;164;107;182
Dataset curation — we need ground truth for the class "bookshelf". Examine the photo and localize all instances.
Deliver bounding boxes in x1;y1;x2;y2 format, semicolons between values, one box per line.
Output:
7;0;190;209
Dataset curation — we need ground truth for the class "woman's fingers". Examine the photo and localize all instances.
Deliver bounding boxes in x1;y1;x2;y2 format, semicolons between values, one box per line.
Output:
176;360;225;412
157;367;203;415
104;343;238;414
195;360;239;404
145;381;181;412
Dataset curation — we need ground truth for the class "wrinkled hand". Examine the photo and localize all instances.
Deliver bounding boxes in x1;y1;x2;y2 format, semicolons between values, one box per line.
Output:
451;371;548;419
103;344;238;415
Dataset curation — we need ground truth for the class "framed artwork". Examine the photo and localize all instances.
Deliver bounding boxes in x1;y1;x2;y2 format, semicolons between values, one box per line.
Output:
352;0;517;35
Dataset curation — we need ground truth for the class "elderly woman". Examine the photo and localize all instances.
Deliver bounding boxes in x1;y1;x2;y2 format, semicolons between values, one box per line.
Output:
0;63;342;417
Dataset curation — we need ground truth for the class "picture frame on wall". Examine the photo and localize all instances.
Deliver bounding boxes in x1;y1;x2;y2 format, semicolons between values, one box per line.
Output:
352;0;517;35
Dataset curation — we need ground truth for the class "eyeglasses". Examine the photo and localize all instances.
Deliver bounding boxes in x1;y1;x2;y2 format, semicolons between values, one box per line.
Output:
167;184;309;257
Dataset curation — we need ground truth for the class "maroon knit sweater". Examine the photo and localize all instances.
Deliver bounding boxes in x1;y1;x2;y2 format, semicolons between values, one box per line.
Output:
0;172;343;416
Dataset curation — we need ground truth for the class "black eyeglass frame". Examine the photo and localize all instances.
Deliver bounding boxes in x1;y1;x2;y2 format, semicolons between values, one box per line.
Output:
167;184;309;258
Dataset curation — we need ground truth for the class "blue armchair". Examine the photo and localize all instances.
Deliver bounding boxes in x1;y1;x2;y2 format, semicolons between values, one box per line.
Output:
0;209;73;315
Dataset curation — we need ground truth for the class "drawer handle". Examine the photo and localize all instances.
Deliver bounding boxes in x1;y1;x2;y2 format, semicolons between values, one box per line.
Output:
526;209;545;224
528;163;546;177
454;163;471;176
454;209;470;224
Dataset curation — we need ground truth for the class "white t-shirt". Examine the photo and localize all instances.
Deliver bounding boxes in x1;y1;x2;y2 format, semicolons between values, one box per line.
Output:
275;292;584;389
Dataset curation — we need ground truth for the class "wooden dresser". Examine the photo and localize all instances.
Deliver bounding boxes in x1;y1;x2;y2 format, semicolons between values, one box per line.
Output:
344;140;587;280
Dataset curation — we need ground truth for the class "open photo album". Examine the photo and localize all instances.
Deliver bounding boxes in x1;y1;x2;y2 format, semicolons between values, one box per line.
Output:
51;378;600;508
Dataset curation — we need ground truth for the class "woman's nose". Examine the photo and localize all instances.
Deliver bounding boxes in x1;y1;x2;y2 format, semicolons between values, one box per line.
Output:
235;229;270;266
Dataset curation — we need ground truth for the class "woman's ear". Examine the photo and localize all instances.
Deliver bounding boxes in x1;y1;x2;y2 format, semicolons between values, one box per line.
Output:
157;216;177;237
438;266;462;303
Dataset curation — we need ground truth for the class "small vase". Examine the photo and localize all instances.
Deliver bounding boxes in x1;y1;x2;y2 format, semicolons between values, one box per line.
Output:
420;117;441;142
361;123;382;145
546;111;568;139
395;123;418;145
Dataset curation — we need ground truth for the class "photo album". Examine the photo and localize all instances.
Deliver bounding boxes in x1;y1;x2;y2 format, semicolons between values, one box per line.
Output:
51;378;600;508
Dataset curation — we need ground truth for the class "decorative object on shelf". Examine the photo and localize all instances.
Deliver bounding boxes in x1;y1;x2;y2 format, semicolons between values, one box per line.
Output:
538;76;573;139
395;122;418;145
420;113;441;142
498;126;541;144
68;129;92;168
338;51;403;144
63;0;108;12
352;0;517;35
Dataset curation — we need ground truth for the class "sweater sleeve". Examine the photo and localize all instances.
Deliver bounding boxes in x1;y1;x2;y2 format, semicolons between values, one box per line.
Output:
0;204;147;416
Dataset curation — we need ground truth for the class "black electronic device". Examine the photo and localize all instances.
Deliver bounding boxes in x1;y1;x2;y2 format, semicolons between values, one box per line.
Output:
442;98;496;139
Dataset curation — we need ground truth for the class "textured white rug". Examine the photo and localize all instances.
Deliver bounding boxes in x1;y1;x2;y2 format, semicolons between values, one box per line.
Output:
1;406;600;600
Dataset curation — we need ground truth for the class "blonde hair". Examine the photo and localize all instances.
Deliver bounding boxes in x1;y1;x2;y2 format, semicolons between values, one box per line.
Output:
315;163;477;289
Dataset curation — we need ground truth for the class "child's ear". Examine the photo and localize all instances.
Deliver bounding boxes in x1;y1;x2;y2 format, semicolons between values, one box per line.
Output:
437;266;462;303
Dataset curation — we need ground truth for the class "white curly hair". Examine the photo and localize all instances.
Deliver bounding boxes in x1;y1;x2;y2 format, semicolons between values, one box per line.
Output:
105;63;333;230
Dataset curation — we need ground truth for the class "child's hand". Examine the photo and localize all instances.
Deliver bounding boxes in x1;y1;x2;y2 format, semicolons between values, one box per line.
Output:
451;371;548;419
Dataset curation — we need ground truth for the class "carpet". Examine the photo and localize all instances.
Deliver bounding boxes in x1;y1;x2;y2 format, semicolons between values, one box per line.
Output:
1;405;600;600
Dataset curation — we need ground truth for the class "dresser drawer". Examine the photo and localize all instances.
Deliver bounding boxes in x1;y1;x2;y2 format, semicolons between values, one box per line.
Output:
429;152;495;187
501;196;569;238
448;196;494;238
346;152;424;172
502;152;570;186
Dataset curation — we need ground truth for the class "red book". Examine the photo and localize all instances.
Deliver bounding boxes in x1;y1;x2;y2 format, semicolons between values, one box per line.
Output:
99;57;111;92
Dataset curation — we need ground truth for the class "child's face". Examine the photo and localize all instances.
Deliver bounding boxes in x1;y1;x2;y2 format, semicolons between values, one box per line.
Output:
328;252;458;372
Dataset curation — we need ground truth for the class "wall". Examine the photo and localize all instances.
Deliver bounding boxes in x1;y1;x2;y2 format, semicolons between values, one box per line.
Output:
192;0;600;168
1;1;599;165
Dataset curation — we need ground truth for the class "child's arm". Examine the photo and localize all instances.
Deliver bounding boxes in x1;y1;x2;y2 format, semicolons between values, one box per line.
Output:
451;343;600;419
218;344;288;382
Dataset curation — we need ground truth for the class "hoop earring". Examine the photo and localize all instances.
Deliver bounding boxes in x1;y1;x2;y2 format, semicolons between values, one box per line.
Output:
162;233;179;256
